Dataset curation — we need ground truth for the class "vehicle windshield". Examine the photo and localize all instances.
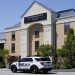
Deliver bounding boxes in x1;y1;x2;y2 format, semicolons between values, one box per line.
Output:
35;57;50;61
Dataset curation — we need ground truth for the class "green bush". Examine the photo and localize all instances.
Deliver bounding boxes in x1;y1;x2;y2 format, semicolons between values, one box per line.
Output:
56;48;73;69
72;61;75;68
0;49;9;68
0;62;5;68
53;63;60;69
37;44;52;57
64;62;72;69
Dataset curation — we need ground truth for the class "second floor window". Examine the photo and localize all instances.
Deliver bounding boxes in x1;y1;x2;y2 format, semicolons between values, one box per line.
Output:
64;22;70;35
35;30;39;38
12;31;15;41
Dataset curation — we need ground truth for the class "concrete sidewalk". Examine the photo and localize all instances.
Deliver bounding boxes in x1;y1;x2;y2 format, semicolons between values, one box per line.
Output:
0;68;10;71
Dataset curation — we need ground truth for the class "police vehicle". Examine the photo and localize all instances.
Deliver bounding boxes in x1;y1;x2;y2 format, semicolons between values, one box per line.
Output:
10;56;52;73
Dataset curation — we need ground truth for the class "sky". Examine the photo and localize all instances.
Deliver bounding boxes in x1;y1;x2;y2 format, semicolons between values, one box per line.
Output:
0;0;75;32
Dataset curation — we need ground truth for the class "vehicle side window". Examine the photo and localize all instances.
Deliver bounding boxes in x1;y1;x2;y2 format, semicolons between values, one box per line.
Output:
19;58;24;62
19;58;33;62
35;58;41;61
25;58;33;62
35;58;50;61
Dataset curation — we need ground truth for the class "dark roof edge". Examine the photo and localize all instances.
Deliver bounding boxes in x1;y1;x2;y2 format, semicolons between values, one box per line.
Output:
21;1;57;18
58;9;75;13
5;22;21;30
56;15;75;20
0;32;5;34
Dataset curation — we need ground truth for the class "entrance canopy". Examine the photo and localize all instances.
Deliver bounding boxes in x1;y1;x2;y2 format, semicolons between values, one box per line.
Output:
0;39;5;43
0;33;5;43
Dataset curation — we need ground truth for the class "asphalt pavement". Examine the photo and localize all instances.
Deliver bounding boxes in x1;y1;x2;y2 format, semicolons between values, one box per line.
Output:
0;68;75;75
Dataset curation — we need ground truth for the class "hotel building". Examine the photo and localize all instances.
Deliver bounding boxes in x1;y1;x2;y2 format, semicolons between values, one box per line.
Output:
0;1;75;61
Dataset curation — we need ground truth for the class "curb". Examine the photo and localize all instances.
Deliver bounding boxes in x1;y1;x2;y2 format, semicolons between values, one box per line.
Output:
0;68;10;71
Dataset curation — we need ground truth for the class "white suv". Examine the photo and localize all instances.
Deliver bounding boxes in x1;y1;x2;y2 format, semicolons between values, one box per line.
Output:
10;56;52;73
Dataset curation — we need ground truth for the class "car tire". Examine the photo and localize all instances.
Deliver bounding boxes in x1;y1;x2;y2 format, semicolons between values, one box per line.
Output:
30;66;38;74
11;65;17;73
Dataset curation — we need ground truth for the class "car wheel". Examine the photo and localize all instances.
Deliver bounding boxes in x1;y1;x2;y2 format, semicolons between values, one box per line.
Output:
11;65;17;73
30;66;38;74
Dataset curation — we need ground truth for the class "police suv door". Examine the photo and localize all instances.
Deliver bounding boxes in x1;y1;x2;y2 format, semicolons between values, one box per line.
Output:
19;58;33;69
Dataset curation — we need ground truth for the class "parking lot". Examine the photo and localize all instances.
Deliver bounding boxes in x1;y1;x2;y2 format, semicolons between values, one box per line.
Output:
0;69;75;75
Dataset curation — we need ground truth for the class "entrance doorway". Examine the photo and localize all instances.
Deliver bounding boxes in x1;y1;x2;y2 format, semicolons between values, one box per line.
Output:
28;23;44;56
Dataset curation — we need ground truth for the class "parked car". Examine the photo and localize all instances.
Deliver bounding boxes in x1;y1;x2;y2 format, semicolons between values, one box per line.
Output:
10;56;52;74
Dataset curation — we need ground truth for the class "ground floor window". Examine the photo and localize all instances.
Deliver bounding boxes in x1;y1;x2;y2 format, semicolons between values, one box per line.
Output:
35;41;39;50
0;43;4;49
11;43;15;53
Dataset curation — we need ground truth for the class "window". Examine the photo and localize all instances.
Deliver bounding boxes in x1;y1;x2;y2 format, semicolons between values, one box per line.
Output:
12;31;15;41
25;58;33;62
35;30;39;38
11;43;15;53
35;58;50;61
20;58;33;62
64;22;70;35
35;41;39;50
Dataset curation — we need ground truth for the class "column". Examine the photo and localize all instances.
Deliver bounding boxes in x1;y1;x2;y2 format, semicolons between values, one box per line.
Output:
21;29;28;58
44;25;52;45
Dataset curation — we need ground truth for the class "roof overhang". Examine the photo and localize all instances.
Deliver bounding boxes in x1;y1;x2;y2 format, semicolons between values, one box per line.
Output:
0;39;5;43
56;16;75;24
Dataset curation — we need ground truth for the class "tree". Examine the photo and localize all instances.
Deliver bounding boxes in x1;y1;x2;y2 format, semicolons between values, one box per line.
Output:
0;49;9;68
56;48;70;69
37;44;53;57
62;28;75;68
57;49;65;58
0;49;9;58
56;28;75;69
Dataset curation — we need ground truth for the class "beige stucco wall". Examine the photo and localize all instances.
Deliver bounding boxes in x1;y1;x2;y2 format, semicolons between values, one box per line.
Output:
56;23;65;49
29;24;44;55
70;21;75;32
4;30;21;56
56;21;75;49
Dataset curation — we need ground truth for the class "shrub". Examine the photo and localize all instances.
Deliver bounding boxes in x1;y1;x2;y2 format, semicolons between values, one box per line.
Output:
72;61;75;68
0;62;5;68
37;44;53;57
